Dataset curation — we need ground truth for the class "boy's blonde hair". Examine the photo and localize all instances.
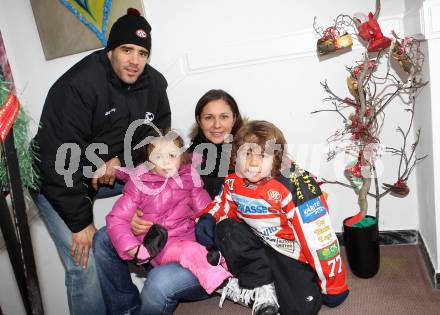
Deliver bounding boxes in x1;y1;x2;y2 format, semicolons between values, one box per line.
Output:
230;120;288;177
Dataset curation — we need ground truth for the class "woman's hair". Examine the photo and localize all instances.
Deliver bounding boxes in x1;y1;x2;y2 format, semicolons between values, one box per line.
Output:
145;129;191;165
190;89;243;140
230;120;288;177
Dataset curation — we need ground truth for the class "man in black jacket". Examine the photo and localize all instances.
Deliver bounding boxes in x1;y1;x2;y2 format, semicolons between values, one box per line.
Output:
32;9;170;314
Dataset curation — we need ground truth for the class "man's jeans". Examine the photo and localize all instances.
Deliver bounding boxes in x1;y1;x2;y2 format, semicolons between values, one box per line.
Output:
32;184;123;315
93;227;209;315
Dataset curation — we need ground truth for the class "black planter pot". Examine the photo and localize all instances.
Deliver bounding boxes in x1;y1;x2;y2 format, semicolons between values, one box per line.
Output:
343;215;380;278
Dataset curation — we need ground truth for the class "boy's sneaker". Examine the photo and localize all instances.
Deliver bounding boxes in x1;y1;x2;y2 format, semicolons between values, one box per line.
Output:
252;283;279;315
218;277;255;308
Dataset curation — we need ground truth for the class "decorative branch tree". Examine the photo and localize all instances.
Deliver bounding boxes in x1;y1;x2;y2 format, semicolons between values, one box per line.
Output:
313;0;428;227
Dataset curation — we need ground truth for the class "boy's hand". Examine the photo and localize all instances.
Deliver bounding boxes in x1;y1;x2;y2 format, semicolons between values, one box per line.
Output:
195;213;216;247
131;209;153;235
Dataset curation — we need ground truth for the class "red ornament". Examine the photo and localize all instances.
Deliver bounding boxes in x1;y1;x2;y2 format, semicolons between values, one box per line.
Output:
357;12;391;52
383;179;410;197
0;93;20;142
352;59;377;77
317;27;353;56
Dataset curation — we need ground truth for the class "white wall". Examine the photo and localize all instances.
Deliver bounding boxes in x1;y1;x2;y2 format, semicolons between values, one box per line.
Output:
412;0;440;275
0;0;438;314
148;0;415;233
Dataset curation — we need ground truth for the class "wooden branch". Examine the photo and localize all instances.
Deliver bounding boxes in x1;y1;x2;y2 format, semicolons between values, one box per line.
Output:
311;108;348;122
358;155;372;218
373;165;380;220
357;55;370;120
372;87;402;120
320;81;349;105
313;16;323;36
321;178;377;198
378;188;391;199
374;0;381;20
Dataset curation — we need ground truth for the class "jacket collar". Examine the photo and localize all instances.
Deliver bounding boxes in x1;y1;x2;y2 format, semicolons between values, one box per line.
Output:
135;163;201;188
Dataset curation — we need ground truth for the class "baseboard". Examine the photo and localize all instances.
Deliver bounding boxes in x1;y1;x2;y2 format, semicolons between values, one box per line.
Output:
418;232;440;290
336;229;418;246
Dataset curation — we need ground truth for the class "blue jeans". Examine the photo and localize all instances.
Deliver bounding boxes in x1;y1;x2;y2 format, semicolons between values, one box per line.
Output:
32;184;124;315
93;227;209;315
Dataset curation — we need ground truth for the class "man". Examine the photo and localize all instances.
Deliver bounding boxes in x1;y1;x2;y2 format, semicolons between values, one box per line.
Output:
32;9;170;314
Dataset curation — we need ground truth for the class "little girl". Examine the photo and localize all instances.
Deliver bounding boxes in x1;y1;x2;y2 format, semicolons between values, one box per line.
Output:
196;120;349;315
105;130;231;294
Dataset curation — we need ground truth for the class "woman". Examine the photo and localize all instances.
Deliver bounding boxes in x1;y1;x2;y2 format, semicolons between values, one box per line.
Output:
93;89;243;315
189;89;243;198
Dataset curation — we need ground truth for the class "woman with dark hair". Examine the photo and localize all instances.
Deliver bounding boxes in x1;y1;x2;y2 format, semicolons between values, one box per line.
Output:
93;89;243;315
189;89;243;198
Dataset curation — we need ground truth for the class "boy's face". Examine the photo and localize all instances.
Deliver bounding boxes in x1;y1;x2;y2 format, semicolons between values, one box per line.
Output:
149;141;182;178
236;143;274;183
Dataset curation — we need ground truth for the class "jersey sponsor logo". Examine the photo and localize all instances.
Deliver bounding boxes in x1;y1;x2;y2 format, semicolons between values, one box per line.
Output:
260;234;277;243
233;194;270;214
317;241;339;261
237;203;268;214
313;224;330;237
225;179;235;190
136;29;148;38
144;112;154;123
261;226;278;236
267;189;281;202
275;238;294;253
298;197;326;223
317;233;333;243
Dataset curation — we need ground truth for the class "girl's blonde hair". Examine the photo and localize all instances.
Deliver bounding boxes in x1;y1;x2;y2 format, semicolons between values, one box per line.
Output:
230;120;288;177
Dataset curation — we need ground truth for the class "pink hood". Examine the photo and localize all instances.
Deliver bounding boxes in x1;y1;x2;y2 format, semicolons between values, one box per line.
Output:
106;163;211;264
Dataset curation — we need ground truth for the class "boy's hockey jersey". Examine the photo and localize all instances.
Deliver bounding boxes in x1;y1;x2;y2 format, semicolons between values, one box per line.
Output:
201;162;348;295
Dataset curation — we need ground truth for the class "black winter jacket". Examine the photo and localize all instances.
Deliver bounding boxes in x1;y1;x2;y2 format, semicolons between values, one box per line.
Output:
34;50;171;232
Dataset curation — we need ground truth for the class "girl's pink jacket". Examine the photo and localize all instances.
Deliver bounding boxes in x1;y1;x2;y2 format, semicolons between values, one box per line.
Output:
106;163;211;265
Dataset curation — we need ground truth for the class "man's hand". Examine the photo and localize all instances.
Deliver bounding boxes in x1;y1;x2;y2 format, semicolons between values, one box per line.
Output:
70;224;96;269
131;209;153;236
92;156;121;190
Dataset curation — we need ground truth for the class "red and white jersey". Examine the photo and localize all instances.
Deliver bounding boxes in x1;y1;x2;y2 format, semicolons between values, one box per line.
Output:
201;172;348;295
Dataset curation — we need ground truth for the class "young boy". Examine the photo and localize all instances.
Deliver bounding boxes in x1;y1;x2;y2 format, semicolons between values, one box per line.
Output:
196;120;349;315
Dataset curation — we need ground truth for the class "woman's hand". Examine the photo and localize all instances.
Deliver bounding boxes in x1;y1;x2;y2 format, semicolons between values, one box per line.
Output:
131;209;153;235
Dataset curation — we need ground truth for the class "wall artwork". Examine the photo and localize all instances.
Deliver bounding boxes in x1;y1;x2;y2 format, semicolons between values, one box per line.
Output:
30;0;146;60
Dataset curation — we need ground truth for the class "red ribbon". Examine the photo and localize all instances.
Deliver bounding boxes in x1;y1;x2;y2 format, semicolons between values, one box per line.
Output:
322;26;345;49
352;60;377;77
391;30;411;54
346;152;363;178
0;93;20;142
322;26;339;41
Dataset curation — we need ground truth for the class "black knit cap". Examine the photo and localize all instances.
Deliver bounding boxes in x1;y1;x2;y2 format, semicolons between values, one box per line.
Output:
106;8;152;52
